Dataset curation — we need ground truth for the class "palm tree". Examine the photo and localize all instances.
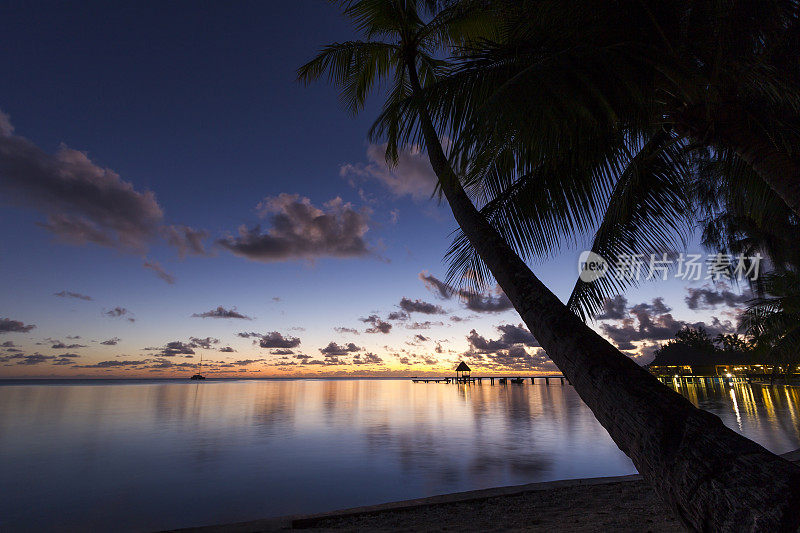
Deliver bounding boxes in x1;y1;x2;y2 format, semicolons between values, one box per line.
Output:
429;0;800;223
299;1;800;530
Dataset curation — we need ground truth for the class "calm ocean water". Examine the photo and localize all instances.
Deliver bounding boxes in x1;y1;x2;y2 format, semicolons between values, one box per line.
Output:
1;378;798;532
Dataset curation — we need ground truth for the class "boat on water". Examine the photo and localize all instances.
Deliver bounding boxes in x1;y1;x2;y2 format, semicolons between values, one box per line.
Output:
510;377;524;384
190;354;205;380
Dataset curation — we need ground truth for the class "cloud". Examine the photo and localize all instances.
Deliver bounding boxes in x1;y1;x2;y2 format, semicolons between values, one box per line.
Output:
319;342;361;356
0;110;163;251
685;285;751;310
219;346;235;352
406;321;443;330
0;318;35;334
51;341;85;349
334;327;360;335
418;271;513;313
54;290;93;301
73;360;146;368
340;144;437;200
233;359;265;366
100;337;121;346
218;194;371;262
419;271;453;299
188;337;219;349
595;295;628;320
352;352;384;365
14;353;56;365
414;334;429;342
360;315;392;334
143;260;175;285
474;347;553;372
459;289;513;313
466;323;539;354
103;307;134;322
162;225;210;258
270;349;294;355
598;296;736;352
399;297;446;315
192;306;252;320
157;341;196;357
387;311;408;321
258;332;301;349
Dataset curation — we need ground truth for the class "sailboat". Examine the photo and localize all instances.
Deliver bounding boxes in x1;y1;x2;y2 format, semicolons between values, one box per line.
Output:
190;353;206;380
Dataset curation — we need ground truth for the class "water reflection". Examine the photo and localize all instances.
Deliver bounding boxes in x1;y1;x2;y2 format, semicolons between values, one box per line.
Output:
0;379;797;532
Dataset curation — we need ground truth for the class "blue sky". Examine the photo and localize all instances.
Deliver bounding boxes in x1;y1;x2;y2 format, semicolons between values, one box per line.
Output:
0;1;749;377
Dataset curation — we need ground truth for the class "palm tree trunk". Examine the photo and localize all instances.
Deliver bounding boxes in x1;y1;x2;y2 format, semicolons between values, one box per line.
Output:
406;60;800;531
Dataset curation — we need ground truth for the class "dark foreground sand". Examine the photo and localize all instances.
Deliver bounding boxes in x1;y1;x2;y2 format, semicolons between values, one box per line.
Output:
173;449;800;533
304;479;682;532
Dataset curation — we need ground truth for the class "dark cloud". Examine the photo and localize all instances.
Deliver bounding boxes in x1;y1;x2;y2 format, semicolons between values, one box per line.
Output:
460;323;550;371
233;359;265;366
103;307;134;322
1;341;16;347
418;272;513;313
156;341;196;357
685;286;751;310
319;342;361;356
53;355;80;365
258;332;301;349
188;337;219;349
162;225;210;258
15;353;55;365
54;290;92;301
192;306;252;320
414;334;429;342
418;271;453;299
459;289;513;313
0;110;163;251
406;321;443;330
474;347;553;372
51;341;85;349
466;323;539;354
334;327;360;335
360;315;392;334
599;296;736;351
0;318;35;334
100;337;121;346
219;346;235;352
340;144;437;201
399;297;446;315
387;311;408;321
143;260;175;285
73;360;146;368
217;194;371;262
270;349;294;355
352;352;384;365
595;295;628;320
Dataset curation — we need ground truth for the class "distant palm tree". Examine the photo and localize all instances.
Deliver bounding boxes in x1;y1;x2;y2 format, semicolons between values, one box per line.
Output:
299;1;800;530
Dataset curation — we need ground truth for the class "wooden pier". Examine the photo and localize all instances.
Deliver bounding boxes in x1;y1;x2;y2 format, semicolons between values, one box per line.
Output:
411;375;567;385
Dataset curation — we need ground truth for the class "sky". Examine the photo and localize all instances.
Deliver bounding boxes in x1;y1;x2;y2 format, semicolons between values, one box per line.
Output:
0;1;751;378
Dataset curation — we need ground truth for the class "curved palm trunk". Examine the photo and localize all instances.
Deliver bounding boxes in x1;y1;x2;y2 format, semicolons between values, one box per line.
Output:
406;62;800;531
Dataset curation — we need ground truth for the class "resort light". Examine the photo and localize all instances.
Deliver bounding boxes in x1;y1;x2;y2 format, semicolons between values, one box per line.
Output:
726;373;732;378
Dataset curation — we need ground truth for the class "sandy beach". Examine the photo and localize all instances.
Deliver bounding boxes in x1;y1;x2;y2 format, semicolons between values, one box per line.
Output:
172;449;800;533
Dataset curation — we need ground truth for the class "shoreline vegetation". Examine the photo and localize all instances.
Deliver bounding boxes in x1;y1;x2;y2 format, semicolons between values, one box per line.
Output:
172;449;800;532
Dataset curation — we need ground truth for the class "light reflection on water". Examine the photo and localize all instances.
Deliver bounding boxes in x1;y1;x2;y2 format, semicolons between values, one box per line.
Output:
0;378;798;532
